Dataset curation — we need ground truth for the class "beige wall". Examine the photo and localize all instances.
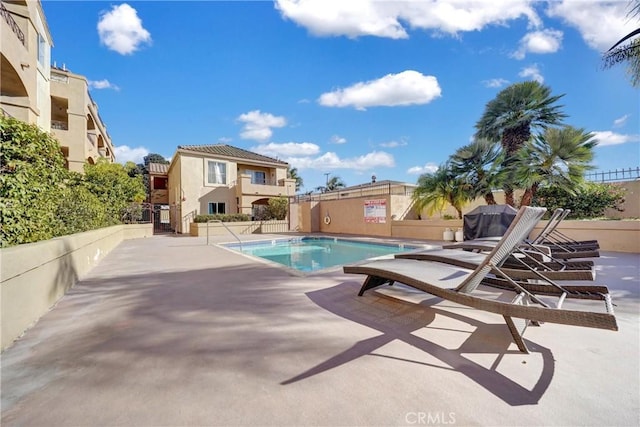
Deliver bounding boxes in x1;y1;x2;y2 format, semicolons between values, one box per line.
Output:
1;0;52;124
190;220;289;237
1;223;153;351
391;219;639;253
606;180;640;219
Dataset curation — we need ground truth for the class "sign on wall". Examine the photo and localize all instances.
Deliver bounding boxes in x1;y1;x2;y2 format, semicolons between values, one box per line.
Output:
364;199;387;223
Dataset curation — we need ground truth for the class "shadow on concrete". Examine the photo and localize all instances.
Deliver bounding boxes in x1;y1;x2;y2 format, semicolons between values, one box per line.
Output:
281;281;555;406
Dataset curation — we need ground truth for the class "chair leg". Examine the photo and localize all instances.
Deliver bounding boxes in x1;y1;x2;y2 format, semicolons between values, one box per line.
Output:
504;316;530;354
358;276;394;296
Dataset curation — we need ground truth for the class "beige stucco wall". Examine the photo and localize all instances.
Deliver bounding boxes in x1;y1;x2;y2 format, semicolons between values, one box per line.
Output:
189;220;289;237
1;223;153;351
391;219;640;253
1;1;51;124
318;197;392;237
606;180;640;219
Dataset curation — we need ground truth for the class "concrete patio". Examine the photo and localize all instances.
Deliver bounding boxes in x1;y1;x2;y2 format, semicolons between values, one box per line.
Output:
2;234;639;426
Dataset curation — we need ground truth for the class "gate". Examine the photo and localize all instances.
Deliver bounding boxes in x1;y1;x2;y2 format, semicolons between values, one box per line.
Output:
152;204;174;234
129;203;175;234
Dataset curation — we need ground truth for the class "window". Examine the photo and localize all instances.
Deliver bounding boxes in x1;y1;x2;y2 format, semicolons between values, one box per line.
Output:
208;202;226;215
207;161;227;185
244;169;266;184
37;33;46;66
153;177;167;190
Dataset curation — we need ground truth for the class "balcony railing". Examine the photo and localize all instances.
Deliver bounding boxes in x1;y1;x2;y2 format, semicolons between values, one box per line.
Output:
51;120;68;130
1;2;25;46
87;132;97;148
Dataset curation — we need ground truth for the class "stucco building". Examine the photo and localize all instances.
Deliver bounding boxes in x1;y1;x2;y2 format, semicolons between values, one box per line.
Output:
168;144;295;233
1;0;115;171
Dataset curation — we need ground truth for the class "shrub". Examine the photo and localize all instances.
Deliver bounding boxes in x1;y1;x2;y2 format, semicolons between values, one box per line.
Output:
1;117;68;246
532;182;626;219
194;213;250;223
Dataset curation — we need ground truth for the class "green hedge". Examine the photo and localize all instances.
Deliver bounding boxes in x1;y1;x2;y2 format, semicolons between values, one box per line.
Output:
193;213;250;223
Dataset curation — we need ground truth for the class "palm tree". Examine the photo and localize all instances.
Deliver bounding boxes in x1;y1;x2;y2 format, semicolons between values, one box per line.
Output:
475;81;567;206
412;164;470;219
515;126;597;206
287;166;303;192
450;138;504;205
326;175;346;191
603;0;640;87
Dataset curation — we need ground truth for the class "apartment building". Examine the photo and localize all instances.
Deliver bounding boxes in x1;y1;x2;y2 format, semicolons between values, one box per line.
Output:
1;0;115;172
168;144;296;233
1;0;52;128
49;66;115;171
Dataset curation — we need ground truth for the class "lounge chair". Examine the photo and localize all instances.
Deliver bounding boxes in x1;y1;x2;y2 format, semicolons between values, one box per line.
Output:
443;208;600;259
343;206;617;353
396;247;596;281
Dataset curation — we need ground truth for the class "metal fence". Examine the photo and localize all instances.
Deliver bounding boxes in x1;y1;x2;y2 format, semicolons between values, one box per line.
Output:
292;182;415;203
585;167;640;183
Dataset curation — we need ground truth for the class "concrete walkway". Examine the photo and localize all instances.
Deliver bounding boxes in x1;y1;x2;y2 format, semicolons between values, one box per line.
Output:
2;235;639;426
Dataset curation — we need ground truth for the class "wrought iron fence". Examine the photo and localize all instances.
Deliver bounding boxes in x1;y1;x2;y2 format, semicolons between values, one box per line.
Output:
585;167;640;182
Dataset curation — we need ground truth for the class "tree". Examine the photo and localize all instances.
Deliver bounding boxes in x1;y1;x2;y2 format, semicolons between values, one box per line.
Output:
450;138;504;205
515;126;597;206
603;0;640;87
325;175;346;191
1;116;68;246
267;196;288;220
82;160;146;225
475;81;566;206
287;166;303;192
412;164;470;219
143;153;169;166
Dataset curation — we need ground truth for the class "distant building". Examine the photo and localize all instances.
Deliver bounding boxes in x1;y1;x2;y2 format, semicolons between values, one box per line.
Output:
148;162;169;205
50;66;115;171
1;0;115;172
168;144;295;233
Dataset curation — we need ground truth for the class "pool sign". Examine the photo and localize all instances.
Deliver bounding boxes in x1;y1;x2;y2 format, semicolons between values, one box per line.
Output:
364;199;387;223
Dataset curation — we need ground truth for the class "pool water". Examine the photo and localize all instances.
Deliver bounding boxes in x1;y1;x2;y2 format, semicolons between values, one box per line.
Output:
224;237;418;272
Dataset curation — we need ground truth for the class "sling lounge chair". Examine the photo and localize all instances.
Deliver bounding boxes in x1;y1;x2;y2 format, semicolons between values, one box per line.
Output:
395;247;596;281
443;208;600;259
343;206;617;353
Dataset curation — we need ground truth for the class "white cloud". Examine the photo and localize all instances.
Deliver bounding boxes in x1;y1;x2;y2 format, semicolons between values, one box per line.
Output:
115;145;148;164
275;0;540;39
613;114;630;128
287;150;395;171
88;79;120;91
546;1;636;51
407;163;439;175
330;135;347;144
252;142;320;157
318;70;441;110
513;28;563;59
97;4;151;55
237;110;287;141
482;78;510;88
519;64;544;83
592;131;640;147
379;139;407;148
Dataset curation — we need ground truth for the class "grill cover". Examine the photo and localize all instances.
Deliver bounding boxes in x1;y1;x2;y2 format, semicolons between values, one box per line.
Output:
463;204;517;241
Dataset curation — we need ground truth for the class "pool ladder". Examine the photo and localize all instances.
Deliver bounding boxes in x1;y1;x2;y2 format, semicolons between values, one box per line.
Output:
206;220;242;251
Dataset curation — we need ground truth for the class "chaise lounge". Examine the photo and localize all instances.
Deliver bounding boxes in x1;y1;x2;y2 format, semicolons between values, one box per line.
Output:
343;206;617;353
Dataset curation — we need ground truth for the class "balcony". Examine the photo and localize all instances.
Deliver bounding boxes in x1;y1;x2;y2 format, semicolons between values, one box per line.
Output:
235;174;295;197
51;120;68;130
1;2;25;47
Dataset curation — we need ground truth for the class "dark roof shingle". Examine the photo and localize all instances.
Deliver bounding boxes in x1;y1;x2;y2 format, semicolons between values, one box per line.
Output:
178;144;288;165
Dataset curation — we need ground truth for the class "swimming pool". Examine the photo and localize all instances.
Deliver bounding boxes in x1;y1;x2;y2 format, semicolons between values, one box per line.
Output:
224;237;422;273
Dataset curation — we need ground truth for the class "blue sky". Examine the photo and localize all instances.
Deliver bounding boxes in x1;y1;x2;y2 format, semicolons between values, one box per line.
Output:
43;0;639;192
